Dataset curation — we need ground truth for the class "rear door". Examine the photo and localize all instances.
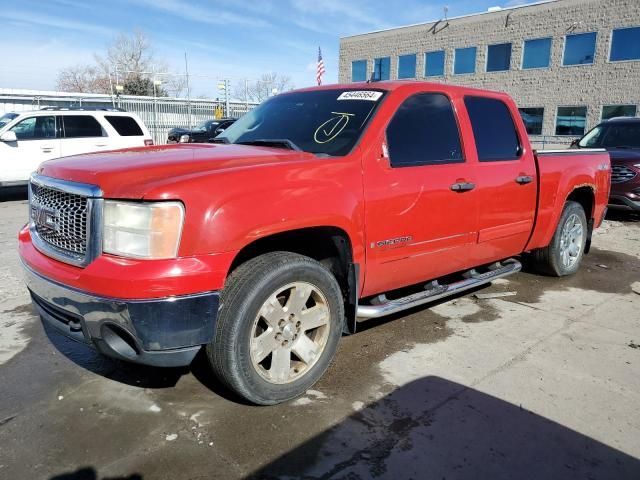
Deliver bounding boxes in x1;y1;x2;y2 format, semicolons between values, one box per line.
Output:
0;115;60;183
463;95;537;262
60;115;110;157
362;91;479;296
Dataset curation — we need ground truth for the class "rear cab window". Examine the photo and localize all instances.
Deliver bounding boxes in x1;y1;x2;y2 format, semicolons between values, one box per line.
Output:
104;115;144;136
62;115;105;138
464;96;521;161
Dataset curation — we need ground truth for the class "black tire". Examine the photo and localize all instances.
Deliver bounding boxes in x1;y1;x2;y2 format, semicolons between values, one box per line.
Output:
530;201;587;276
206;252;344;405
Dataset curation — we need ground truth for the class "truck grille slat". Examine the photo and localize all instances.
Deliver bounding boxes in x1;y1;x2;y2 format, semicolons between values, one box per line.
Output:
611;165;637;184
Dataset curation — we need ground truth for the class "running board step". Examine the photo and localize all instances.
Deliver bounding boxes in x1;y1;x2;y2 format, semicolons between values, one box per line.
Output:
356;259;522;320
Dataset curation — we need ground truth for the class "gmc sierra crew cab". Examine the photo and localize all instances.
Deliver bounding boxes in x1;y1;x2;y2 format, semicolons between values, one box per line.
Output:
19;81;611;405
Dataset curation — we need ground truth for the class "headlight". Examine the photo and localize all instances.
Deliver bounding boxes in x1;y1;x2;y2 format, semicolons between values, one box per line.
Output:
179;134;190;143
103;201;184;259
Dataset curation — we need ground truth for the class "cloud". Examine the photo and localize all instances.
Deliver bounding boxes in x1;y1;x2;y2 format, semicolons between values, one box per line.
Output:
129;0;270;28
0;10;114;37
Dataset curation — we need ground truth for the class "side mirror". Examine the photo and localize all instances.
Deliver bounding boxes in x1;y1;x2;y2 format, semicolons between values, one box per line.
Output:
214;127;226;135
0;131;17;142
569;138;580;148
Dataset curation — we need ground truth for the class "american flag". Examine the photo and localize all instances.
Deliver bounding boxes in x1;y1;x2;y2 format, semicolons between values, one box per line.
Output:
317;47;325;86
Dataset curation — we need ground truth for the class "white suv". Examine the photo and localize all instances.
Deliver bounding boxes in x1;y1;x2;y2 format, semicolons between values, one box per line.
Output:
0;108;153;187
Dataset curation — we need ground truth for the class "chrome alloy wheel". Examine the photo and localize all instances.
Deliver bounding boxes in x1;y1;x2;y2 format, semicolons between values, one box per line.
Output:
559;213;584;269
250;282;331;384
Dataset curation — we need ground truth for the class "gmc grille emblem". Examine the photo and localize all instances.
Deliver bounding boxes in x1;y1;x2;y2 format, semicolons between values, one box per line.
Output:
32;204;60;232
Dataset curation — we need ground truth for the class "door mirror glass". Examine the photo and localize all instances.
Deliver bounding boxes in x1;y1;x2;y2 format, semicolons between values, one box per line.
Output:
570;138;580;148
0;131;17;142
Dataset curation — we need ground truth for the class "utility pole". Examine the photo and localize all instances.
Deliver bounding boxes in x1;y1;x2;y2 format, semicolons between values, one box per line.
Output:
184;52;192;128
225;79;230;118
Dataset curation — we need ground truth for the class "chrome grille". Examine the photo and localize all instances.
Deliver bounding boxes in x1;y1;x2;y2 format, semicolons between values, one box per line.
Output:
29;174;103;267
30;183;88;255
611;165;637;184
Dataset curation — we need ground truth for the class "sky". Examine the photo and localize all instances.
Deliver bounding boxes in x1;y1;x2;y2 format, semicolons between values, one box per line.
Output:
0;0;530;97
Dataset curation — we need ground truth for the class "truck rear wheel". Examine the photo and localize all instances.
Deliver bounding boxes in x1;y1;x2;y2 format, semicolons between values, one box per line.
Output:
206;252;344;405
531;200;587;276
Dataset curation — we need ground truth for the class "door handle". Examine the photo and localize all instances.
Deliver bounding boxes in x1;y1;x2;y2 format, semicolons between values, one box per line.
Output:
450;182;476;192
515;175;533;185
95;143;108;147
40;146;53;153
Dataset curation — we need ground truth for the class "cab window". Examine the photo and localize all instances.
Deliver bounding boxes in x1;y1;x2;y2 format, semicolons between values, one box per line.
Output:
10;116;57;140
386;92;463;167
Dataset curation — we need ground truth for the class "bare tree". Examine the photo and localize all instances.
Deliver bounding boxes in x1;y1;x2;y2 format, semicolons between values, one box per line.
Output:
55;31;185;96
56;65;110;94
235;73;294;103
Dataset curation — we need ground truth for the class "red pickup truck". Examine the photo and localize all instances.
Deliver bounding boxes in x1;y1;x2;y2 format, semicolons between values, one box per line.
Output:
19;82;610;405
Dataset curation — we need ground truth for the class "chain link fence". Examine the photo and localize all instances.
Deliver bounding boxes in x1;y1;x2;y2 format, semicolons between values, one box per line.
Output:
0;88;258;144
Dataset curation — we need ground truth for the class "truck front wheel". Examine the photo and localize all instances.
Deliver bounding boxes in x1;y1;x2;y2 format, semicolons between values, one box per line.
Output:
531;200;587;276
206;252;344;405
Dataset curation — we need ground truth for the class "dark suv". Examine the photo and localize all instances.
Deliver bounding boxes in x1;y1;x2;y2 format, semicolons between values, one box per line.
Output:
167;118;236;144
574;117;640;211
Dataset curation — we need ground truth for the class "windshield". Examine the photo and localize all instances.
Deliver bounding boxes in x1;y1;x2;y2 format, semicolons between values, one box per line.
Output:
0;113;18;130
219;89;386;156
579;122;640;148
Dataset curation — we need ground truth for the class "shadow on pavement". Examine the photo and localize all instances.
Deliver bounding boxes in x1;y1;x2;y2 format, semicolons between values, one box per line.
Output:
606;209;640;222
50;467;141;480
250;376;640;480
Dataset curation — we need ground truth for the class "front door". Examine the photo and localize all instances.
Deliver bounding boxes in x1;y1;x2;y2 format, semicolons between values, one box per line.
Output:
0;115;60;183
362;91;479;297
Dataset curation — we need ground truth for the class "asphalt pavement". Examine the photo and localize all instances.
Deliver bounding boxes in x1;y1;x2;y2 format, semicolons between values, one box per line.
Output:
1;188;639;480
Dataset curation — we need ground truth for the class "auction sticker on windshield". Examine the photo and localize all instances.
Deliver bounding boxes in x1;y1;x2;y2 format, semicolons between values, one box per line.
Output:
337;91;383;101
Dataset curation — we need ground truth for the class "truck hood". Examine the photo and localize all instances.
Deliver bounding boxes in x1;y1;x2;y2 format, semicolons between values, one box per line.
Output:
37;144;318;199
607;148;640;165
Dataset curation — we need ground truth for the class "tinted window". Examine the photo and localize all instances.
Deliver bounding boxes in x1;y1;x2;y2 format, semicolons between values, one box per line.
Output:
105;115;143;136
563;32;596;65
219;89;385;157
10;116;56;140
465;96;520;161
555;106;587;136
386;93;463;167
610;26;640;61
373;57;390;80
522;37;552;69
486;43;512;72
519;108;544;135
425;50;445;76
579;122;640;148
602;105;637;120
398;54;416;79
352;60;367;82
63;115;105;138
454;47;476;74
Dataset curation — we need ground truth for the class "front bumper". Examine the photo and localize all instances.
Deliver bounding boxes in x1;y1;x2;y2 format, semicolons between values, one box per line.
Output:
608;194;640;211
23;261;219;367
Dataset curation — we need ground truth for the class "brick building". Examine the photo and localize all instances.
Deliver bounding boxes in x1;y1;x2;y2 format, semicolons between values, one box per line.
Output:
338;0;640;147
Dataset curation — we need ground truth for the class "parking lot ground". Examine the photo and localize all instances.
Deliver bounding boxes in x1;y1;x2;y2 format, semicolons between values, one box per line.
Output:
0;192;639;480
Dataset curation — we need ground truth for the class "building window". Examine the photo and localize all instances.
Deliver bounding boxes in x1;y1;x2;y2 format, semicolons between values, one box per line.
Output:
454;47;476;74
373;57;390;80
486;43;512;72
386;93;463;167
556;106;587;136
602;105;637;120
563;32;597;66
518;108;544;135
610;26;640;62
425;50;445;77
352;60;367;82
398;54;417;79
522;37;552;69
465;96;521;161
